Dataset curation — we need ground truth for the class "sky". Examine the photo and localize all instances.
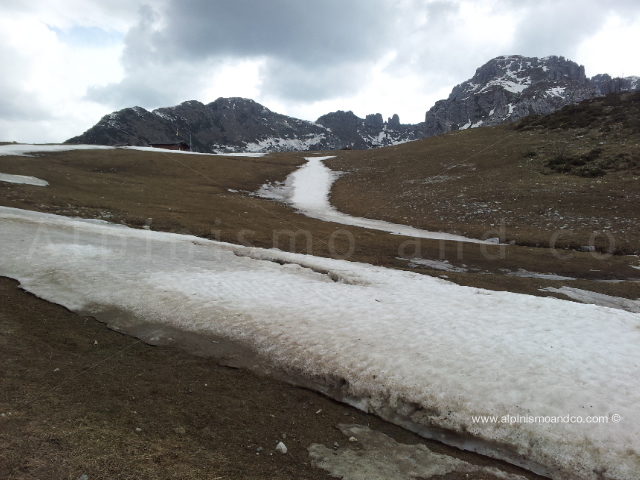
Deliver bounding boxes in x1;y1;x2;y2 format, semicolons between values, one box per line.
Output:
1;0;639;144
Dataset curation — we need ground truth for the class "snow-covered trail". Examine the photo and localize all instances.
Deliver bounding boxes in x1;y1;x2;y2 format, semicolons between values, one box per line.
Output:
258;156;491;244
1;206;639;480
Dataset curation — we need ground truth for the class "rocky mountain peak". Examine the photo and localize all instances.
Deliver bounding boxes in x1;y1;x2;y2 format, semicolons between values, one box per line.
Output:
424;55;605;138
590;73;640;95
387;114;401;130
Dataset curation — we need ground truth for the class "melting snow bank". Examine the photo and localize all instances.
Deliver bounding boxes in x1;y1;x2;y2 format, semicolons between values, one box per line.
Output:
122;146;266;157
0;144;266;158
257;156;491;244
0;144;114;156
542;286;640;314
1;207;640;480
0;173;48;186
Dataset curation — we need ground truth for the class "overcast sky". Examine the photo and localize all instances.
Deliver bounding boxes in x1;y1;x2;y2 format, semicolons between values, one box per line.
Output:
2;0;639;144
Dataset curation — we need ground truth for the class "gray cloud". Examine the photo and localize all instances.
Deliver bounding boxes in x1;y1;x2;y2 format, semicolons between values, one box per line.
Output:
74;0;640;121
505;0;640;66
160;0;392;65
87;0;395;107
0;43;53;122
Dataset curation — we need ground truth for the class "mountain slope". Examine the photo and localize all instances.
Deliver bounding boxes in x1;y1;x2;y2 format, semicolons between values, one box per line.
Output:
424;55;640;137
66;98;341;153
327;90;640;256
65;98;420;152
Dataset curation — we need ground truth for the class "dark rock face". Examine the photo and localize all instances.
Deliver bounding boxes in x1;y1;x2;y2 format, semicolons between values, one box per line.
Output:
424;55;601;137
66;98;423;152
590;74;640;95
315;111;424;149
66;98;341;153
423;55;640;138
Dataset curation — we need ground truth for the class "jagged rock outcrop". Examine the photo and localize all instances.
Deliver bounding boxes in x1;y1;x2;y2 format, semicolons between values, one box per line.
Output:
590;74;640;95
424;55;602;137
315;111;424;149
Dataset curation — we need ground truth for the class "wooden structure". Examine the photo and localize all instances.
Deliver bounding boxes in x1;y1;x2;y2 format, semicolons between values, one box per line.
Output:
149;141;190;151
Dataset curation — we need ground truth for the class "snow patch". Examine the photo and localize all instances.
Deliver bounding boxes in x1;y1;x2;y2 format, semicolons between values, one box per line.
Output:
401;257;467;273
0;144;114;157
244;134;326;153
0;173;48;186
542;286;640;313
123;146;265;157
508;269;575;281
258;157;489;244
546;87;566;98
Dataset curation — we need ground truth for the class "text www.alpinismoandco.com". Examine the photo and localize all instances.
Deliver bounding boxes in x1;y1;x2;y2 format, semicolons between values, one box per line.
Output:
472;414;621;425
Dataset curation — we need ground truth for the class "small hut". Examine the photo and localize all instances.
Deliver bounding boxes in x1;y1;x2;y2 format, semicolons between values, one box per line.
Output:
149;141;190;151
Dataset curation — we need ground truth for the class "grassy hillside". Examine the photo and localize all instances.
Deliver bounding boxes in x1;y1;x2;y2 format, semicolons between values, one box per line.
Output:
0;144;638;303
327;91;640;255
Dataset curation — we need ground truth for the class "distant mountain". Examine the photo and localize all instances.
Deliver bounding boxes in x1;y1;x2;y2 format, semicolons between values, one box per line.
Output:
590;73;640;95
424;55;640;137
66;55;639;152
65;98;420;152
316;111;423;149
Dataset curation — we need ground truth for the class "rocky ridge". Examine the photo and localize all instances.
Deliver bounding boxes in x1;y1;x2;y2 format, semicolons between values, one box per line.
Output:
424;55;640;137
65;98;420;153
66;55;640;152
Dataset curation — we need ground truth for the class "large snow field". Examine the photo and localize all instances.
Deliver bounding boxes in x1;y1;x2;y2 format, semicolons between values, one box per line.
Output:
257;157;491;244
1;206;639;480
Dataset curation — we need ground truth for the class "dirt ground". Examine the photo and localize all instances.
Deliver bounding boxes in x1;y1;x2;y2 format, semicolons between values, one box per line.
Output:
0;277;544;480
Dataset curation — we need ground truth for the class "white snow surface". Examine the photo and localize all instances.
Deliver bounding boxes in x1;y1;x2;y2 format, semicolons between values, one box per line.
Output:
244;135;326;153
122;146;266;157
0;143;265;158
258;157;490;244
1;206;639;480
508;269;574;281
0;144;114;156
542;286;640;314
546;87;566;98
0;173;48;186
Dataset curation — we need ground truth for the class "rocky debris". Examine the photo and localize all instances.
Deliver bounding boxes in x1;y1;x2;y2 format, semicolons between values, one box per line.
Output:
275;441;288;454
